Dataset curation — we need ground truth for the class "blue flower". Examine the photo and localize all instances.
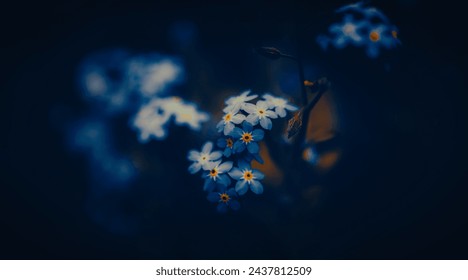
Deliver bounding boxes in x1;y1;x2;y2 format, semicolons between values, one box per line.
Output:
365;24;400;58
216;109;246;135
202;160;233;191
244;100;278;130
207;188;240;213
217;136;235;157
187;141;223;174
262;93;298;118
223;90;258;113
228;161;265;195
229;122;264;154
326;14;368;49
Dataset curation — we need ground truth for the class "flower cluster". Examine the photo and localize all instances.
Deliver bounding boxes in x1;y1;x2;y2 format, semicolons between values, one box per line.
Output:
188;91;297;212
132;96;209;142
316;1;401;58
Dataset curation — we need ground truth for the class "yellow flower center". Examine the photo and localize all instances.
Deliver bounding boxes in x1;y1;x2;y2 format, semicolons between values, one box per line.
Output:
243;170;253;182
224;113;232;122
226;138;233;148
369;31;380;42
209;168;218;178
219;193;230;203
241;132;253;143
392;30;398;39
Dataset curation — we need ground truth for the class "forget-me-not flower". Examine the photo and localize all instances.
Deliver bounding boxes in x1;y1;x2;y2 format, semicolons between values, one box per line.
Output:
262;93;298;118
228;161;265;195
230;122;264;154
365;23;400;58
207;188;240;213
217;136;235;157
216;109;246;135
244;100;278;130
223;90;258;113
187;141;223;174
202;160;233;191
324;14;368;49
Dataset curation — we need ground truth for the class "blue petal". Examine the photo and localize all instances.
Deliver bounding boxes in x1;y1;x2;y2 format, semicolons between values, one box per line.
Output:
253;169;265;180
235;180;248;195
217;138;227;148
207;192;220;202
247;142;259;154
203;179;216;192
230;127;243;138
229;200;240;211
242;121;253;132
250;180;264;194
218;174;231;186
223;147;232;157
251;129;264;141
252;153;264;164
228;168;243;180
227;188;237;197
217;203;228;213
233;141;246;153
238;160;250;171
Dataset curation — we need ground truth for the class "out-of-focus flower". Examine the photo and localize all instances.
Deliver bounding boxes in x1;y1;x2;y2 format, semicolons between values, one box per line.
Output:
202;160;233;191
127;56;184;97
187;141;223;174
228;161;265;195
77;49;131;114
365;23;401;58
230;122;264;154
207;188;240;213
262;93;298;118
317;14;368;50
244;100;278;130
216;109;246;135
223;90;258;113
133;97;209;143
318;3;400;58
217;136;235;157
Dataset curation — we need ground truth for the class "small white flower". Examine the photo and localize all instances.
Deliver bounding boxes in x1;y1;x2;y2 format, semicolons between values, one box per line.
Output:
187;142;223;174
223;90;258;113
262;93;298;118
133;96;209;142
216;108;246;135
244;100;278;130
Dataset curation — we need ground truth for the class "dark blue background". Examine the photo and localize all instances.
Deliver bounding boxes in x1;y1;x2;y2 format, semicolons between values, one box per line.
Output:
1;0;467;259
